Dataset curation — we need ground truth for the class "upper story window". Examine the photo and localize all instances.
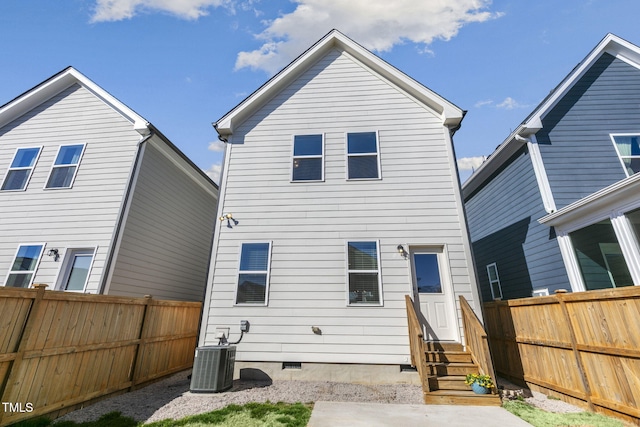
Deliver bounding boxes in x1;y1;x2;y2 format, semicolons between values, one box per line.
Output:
292;134;323;181
611;134;640;176
1;147;42;191
236;242;272;305
5;244;44;288
45;144;86;189
347;132;380;180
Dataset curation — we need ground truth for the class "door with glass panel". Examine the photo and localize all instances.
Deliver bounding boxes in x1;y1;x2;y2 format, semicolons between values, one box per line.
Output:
58;248;95;292
411;248;458;341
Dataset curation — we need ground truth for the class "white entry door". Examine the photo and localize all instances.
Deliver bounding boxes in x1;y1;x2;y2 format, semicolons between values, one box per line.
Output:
411;248;458;341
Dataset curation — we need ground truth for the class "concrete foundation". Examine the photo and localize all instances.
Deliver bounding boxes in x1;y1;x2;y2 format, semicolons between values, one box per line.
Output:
233;361;421;385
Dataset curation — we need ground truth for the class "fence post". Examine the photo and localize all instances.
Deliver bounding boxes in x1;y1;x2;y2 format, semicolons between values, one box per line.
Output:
129;295;153;391
555;289;594;411
0;284;48;426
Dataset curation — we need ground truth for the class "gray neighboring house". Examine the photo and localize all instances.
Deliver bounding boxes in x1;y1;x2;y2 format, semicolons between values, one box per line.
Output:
0;67;218;301
463;33;640;301
199;30;483;383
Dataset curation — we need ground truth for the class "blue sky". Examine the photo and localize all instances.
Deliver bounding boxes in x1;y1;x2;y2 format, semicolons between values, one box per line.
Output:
2;1;640;183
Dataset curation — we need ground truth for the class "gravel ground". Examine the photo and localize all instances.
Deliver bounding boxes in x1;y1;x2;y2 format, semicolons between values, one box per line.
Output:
57;370;585;425
497;377;584;414
57;370;424;424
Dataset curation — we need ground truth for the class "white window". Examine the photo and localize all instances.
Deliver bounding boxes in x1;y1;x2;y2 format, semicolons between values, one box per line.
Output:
532;288;549;297
45;144;86;189
292;134;323;181
486;263;503;300
236;242;272;305
347;241;382;305
611;134;640;176
5;244;44;288
346;132;380;179
57;248;96;292
1;147;42;191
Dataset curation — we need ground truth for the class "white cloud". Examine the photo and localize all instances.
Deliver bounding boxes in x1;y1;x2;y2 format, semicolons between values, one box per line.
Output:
205;162;222;183
474;99;493;108
496;97;526;110
90;0;231;22
208;140;226;152
235;0;502;74
457;156;486;171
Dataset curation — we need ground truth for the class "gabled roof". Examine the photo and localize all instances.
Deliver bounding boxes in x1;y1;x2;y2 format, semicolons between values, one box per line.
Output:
0;66;150;135
214;29;464;138
462;33;640;199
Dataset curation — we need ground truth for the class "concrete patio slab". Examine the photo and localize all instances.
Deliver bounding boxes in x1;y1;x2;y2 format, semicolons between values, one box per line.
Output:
307;401;532;427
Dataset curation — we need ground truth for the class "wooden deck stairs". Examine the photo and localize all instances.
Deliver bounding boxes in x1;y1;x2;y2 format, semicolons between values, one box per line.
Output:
422;341;501;406
405;295;502;406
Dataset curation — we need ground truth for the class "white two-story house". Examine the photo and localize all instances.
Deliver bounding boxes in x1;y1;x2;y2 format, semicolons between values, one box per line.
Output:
199;30;483;383
0;67;218;301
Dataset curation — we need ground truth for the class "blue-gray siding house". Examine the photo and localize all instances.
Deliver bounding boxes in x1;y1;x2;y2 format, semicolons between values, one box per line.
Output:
463;34;640;300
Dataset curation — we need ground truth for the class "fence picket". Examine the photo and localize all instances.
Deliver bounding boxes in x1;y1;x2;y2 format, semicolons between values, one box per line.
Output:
0;287;200;426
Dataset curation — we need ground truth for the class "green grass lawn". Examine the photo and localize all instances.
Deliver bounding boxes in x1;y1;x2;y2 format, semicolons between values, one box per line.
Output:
503;400;624;427
10;402;312;427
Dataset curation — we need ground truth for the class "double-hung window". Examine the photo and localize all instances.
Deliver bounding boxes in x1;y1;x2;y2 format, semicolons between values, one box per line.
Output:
347;241;382;305
5;244;44;288
45;144;86;189
486;263;503;300
292;134;323;181
1;147;41;191
347;132;380;179
236;242;272;304
611;134;640;176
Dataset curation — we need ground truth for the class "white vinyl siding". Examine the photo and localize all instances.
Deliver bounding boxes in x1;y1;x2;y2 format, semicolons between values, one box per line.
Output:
106;140;218;301
1;147;42;191
204;48;477;365
0;84;140;293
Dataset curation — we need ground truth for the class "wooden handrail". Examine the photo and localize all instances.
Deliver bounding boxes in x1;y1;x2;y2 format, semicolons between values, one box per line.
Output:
460;295;497;393
405;295;431;394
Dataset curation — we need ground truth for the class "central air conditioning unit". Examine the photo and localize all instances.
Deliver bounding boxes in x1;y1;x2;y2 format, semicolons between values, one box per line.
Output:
190;345;236;393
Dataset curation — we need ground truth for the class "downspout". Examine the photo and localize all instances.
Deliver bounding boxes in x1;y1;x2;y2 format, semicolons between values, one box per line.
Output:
99;130;153;294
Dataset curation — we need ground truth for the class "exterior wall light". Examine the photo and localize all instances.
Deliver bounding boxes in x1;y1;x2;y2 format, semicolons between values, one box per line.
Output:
397;244;408;259
219;213;239;228
47;248;60;261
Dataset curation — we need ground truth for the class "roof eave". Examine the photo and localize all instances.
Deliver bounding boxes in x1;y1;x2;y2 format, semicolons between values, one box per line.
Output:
214;29;463;137
463;33;640;199
0;67;150;135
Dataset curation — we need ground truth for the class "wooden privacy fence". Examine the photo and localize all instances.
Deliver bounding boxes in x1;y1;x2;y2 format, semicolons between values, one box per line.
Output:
484;287;640;426
0;285;202;426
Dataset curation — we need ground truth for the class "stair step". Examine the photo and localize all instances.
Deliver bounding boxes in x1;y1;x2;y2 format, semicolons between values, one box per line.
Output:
424;341;463;352
425;362;476;376
425;350;472;363
428;375;470;391
423;390;502;406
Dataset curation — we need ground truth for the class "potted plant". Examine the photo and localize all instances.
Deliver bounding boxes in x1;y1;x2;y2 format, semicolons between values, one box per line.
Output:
465;373;494;394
